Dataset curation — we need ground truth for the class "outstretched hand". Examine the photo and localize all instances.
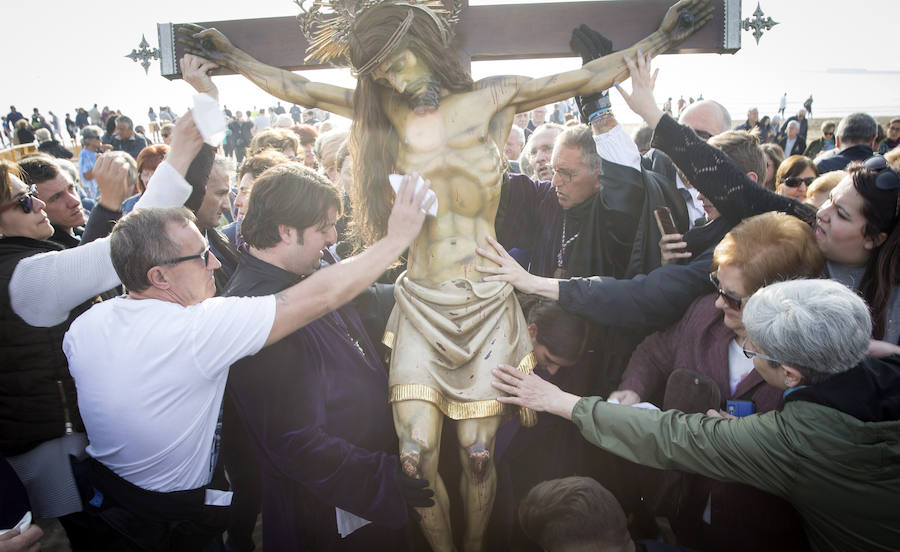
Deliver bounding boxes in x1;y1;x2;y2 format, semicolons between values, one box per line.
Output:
614;51;664;129
492;364;580;420
385;173;433;247
180;54;219;99
476;236;540;294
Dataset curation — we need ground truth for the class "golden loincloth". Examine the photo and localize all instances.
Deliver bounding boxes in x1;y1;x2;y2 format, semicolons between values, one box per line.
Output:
384;272;536;426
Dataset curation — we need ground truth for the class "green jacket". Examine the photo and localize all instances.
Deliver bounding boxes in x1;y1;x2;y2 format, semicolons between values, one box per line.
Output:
573;361;900;552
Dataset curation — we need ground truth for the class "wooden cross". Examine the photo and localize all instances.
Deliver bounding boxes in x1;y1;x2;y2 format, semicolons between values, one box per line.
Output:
157;0;740;79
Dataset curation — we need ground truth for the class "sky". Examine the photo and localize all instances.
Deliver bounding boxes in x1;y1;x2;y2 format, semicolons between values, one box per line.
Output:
3;0;899;133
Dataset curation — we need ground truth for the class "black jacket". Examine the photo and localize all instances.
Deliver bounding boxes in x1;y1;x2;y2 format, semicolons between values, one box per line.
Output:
0;237;94;455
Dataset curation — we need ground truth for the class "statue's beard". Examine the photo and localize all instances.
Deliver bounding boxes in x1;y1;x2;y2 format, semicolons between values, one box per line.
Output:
407;82;441;115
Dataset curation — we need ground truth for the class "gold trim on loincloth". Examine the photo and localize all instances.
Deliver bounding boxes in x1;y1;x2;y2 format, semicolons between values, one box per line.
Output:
389;351;537;425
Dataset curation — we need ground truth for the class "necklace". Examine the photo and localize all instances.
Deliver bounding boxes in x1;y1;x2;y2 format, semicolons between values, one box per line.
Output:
555;213;579;278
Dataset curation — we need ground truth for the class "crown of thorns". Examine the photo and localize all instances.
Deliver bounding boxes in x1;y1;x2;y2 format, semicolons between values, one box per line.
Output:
296;0;461;75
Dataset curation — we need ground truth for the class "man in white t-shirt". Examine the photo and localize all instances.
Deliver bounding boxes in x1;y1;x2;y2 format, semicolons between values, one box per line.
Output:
63;176;432;548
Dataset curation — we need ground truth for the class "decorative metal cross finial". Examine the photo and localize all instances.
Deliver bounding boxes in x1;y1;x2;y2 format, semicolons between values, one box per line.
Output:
742;2;778;45
125;34;161;75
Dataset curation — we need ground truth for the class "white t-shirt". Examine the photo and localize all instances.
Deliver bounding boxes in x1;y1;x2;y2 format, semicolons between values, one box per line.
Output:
63;295;276;492
727;338;755;396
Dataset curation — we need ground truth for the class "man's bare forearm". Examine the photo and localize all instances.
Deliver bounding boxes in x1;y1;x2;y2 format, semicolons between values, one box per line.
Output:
264;237;407;346
532;276;560;301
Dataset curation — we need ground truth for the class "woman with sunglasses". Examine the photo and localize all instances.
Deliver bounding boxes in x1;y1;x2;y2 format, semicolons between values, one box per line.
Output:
494;278;900;552
615;52;900;352
0;114;203;548
775;155;818;200
607;212;822;551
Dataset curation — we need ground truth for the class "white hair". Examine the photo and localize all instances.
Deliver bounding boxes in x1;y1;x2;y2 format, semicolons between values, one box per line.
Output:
508;125;525;145
743;279;871;383
787;120;800;130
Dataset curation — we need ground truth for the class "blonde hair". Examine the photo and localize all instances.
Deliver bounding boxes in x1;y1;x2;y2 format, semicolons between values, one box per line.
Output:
806;170;845;200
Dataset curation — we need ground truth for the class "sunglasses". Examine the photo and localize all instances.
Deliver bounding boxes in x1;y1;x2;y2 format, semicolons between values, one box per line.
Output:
709;271;746;310
159;246;211;268
741;338;782;364
781;176;815;188
823;132;834;137
0;184;38;214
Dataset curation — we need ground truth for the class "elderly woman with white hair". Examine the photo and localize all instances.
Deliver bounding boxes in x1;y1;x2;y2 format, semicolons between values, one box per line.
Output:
493;278;900;552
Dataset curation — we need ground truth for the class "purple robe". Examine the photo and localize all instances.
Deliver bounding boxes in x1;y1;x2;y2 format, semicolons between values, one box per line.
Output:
225;253;407;551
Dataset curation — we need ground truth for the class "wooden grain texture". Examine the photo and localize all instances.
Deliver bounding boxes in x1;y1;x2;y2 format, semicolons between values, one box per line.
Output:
167;0;728;79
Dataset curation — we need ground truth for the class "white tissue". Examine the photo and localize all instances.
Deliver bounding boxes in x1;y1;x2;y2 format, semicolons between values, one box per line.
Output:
606;398;660;411
192;93;226;147
388;174;438;216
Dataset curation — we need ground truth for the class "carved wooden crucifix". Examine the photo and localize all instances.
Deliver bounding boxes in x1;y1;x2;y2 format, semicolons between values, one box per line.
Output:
157;0;741;78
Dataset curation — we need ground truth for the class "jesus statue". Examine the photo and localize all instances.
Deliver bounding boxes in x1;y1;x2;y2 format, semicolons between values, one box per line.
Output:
179;0;712;549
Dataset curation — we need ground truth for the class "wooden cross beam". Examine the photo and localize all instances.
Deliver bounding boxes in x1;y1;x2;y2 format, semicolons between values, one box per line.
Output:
157;0;741;79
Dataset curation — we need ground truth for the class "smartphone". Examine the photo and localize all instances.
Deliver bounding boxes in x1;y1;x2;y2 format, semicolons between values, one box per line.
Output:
653;206;679;236
726;400;756;417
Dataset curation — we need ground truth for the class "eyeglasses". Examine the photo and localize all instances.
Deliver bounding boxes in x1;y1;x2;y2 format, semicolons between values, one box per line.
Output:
0;185;37;214
741;338;782;364
823;132;834;137
781;176;815;188
550;167;579;183
709;271;746;310
159;246;211;268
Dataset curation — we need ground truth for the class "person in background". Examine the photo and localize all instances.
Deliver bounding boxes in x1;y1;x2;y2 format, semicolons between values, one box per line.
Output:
222;149;291;248
159;123;175;145
313;129;349;183
805;121;837;159
294;124;318;169
35;128;73;160
122;144;170;213
775;155;818;201
879;118;900;155
13;120;34;146
759;143;784;191
817;112;878;173
777;120;805;157
77;126;108;200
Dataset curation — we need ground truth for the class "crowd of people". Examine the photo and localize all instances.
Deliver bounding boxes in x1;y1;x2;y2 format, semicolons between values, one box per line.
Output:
1;24;899;552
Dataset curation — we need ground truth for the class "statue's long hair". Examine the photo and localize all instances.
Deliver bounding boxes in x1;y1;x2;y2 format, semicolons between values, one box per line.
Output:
347;4;473;246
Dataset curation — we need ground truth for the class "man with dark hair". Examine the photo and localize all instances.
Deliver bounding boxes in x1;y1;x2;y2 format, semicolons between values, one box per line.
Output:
18;155;86;247
816;112;878;173
108;115;148;160
224;164;433;550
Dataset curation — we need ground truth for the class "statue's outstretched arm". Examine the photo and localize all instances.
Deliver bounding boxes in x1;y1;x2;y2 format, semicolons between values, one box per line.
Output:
178;24;354;119
508;0;713;114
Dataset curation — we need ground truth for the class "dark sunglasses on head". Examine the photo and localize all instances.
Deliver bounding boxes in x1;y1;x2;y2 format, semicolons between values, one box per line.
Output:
159;246;211;268
0;184;37;214
781;176;815;188
864;155;900;191
709;271;746;310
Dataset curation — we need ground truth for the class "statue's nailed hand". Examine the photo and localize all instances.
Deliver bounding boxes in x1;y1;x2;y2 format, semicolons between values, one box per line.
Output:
658;0;714;45
177;24;236;67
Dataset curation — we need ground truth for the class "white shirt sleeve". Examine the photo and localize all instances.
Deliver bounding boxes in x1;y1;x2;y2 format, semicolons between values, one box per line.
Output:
135;161;192;209
593;125;642;172
188;295;277;379
10;238;120;327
